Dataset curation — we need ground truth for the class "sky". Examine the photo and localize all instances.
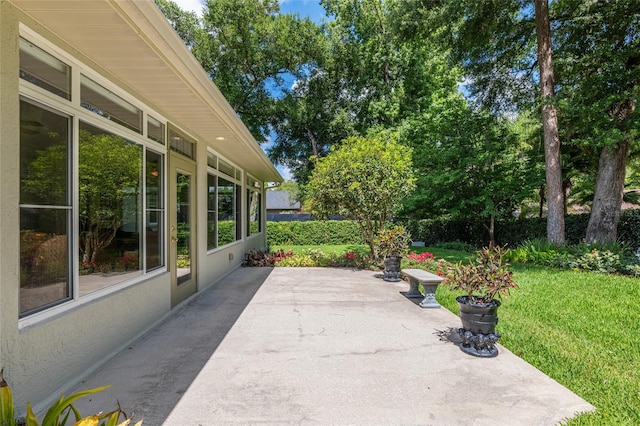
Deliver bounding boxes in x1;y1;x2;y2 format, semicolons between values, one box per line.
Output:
173;0;326;21
171;0;327;181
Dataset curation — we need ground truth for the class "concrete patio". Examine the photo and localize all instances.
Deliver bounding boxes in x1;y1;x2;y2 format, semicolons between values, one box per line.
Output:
71;267;594;425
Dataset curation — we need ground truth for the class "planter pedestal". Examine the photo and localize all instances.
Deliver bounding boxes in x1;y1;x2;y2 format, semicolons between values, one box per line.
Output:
456;296;501;357
457;328;501;358
383;256;402;282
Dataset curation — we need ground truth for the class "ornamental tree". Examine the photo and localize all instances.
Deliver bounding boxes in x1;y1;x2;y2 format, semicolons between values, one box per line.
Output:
305;132;416;256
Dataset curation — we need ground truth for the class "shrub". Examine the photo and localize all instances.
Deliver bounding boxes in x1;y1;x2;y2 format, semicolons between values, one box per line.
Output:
242;249;293;267
266;221;361;246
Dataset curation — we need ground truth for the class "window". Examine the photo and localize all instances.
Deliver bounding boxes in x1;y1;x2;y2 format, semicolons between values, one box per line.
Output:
207;153;242;249
19;36;167;318
246;176;262;236
81;75;143;133
19;100;72;315
147;116;165;145
78;122;144;293
168;128;195;159
146;150;164;271
207;174;217;250
19;37;71;100
217;176;236;246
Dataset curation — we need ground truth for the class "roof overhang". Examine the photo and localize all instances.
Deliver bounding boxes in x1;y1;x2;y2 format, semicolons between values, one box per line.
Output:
9;0;282;183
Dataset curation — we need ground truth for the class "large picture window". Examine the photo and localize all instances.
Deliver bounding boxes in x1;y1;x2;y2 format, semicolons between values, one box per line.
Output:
19;36;167;318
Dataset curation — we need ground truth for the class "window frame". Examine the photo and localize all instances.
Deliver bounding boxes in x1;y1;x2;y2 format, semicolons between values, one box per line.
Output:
206;150;244;253
246;175;263;238
18;27;169;327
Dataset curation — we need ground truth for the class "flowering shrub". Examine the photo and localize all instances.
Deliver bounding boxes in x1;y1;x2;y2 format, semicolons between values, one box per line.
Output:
242;249;294;267
273;249;376;269
407;251;434;263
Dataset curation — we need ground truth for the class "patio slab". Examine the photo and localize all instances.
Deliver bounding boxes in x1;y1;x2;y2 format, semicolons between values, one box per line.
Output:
71;267;594;425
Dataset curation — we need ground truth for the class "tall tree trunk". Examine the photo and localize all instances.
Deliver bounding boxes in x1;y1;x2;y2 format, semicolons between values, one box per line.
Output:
534;0;565;245
586;141;629;243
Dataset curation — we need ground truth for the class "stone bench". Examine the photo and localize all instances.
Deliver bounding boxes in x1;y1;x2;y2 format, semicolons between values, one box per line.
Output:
401;268;444;308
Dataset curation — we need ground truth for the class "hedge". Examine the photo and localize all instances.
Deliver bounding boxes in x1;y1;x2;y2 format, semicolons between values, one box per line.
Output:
266;210;640;249
404;210;640;248
267;220;362;246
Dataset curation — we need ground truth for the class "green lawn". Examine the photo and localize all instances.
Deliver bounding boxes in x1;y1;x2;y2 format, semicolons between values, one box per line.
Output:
272;244;640;425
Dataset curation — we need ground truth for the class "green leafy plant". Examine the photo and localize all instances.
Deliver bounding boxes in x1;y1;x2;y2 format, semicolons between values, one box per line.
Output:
374;225;412;259
1;368;140;426
443;245;517;303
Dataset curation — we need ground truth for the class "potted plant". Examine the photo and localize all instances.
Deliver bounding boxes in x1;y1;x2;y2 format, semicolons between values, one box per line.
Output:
375;225;412;282
443;244;517;357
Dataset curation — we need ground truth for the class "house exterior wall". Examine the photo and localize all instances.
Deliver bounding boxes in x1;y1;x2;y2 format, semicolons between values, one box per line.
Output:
0;0;275;416
0;3;171;412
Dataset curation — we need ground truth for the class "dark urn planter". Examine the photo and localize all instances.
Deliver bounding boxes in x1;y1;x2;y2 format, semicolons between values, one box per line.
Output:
456;295;501;358
383;256;402;282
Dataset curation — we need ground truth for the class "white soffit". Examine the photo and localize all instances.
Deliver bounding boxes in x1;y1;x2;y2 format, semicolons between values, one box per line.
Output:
11;0;282;183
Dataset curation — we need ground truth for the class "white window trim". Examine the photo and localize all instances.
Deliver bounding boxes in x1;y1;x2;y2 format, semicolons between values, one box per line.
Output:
206;150;245;254
18;26;170;328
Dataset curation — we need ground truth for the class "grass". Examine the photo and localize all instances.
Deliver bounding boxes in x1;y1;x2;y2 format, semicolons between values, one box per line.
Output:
271;244;640;425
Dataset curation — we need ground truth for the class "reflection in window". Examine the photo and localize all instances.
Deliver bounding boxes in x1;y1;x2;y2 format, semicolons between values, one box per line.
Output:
78;122;143;294
146;151;164;271
247;189;261;236
176;173;192;284
217;177;236;246
19;100;71;316
207;174;217;250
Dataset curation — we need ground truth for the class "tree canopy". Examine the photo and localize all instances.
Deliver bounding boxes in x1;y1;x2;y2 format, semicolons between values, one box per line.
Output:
157;0;640;244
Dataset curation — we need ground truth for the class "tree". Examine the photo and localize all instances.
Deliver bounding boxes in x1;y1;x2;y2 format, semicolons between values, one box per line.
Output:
420;0;566;244
400;96;542;243
305;132;415;256
552;0;640;243
407;0;639;243
269;0;411;183
534;0;565;244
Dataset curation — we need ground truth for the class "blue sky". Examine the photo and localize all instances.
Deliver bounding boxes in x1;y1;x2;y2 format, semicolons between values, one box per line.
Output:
173;0;326;22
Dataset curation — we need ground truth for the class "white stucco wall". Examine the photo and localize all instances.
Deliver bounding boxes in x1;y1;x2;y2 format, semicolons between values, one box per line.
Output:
0;4;167;415
0;0;22;396
1;1;272;415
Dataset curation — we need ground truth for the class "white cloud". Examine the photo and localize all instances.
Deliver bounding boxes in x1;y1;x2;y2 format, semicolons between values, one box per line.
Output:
277;165;293;181
172;0;204;17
